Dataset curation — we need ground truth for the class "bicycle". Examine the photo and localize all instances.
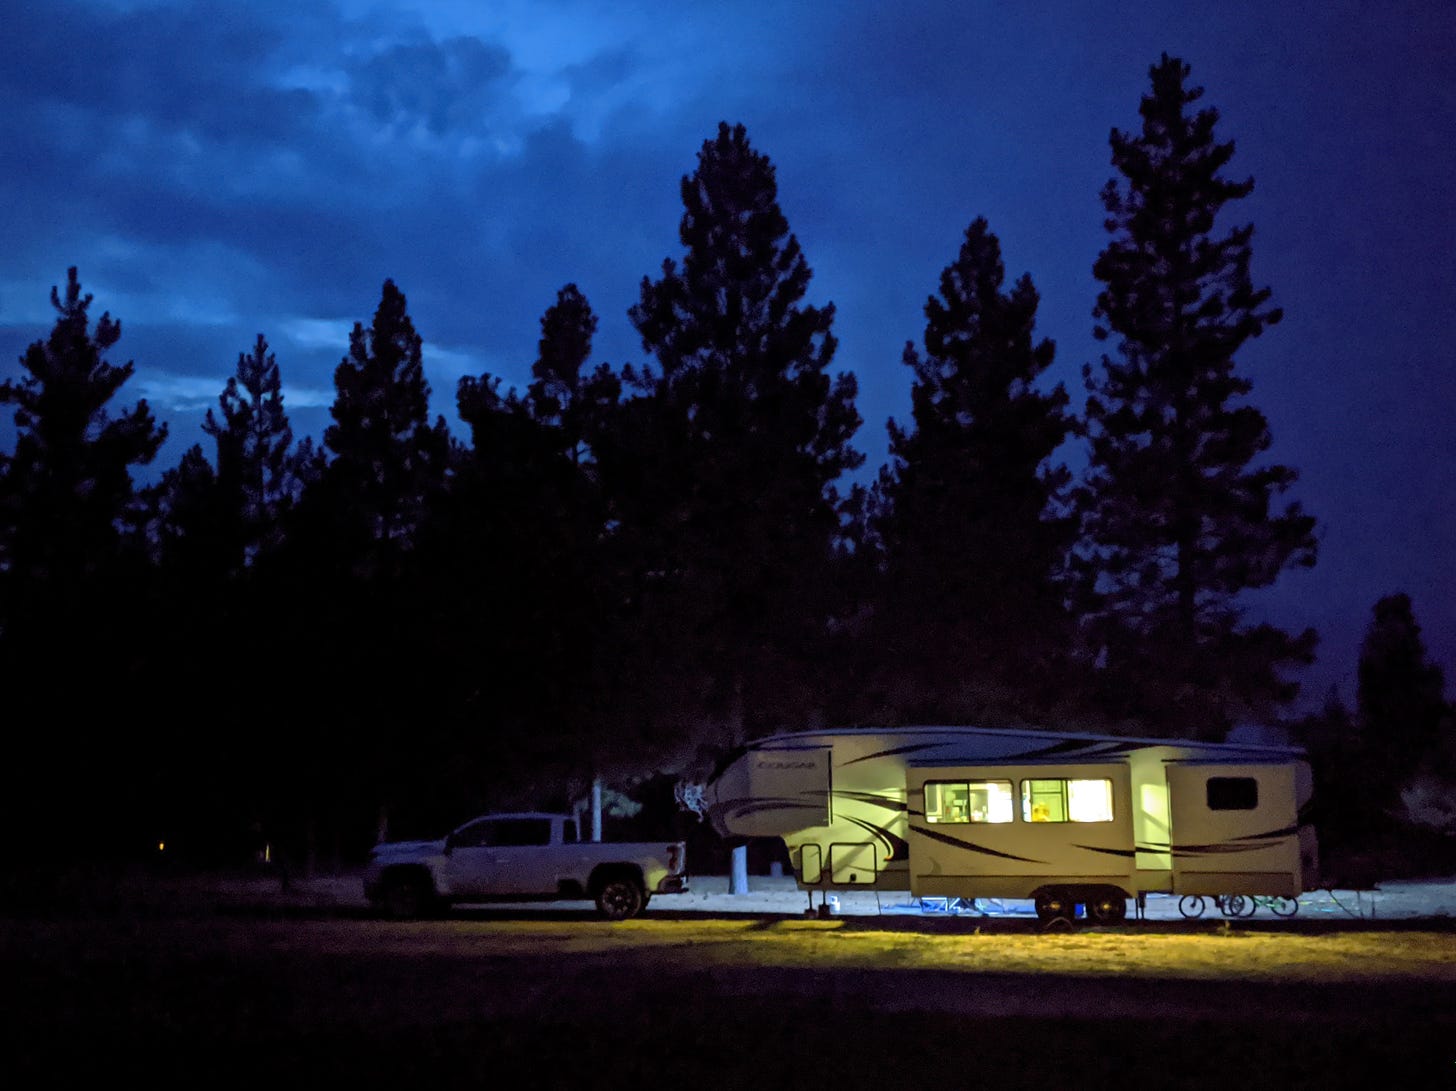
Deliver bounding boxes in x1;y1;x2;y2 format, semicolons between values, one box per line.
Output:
1249;894;1300;917
1177;893;1298;919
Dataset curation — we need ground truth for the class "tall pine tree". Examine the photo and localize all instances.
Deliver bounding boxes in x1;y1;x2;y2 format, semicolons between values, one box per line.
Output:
1356;593;1453;815
625;122;862;745
0;268;167;861
1076;55;1317;736
272;281;452;850
871;218;1075;721
442;284;627;801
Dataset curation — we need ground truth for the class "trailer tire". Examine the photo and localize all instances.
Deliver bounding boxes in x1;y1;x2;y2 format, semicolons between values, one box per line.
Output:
595;877;645;921
1033;887;1075;924
1088;888;1128;923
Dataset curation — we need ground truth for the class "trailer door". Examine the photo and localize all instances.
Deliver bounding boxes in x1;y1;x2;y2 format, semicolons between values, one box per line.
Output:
1167;763;1301;897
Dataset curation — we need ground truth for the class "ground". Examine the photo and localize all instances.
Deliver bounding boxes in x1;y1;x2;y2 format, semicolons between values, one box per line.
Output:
2;871;1454;1084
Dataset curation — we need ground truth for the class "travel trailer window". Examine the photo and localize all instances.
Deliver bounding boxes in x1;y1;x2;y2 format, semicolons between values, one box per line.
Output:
1207;776;1259;811
924;780;1014;823
1021;778;1115;823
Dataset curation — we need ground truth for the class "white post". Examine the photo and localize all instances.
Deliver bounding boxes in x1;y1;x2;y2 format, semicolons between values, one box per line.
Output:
729;843;749;894
591;776;603;843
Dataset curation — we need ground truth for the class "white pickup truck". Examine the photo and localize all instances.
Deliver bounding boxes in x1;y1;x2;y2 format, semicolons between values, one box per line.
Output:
362;811;689;920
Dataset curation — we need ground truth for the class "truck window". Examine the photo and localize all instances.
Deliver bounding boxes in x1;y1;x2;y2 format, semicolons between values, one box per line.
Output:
563;819;578;844
482;818;554;847
1207;776;1258;810
451;819;493;848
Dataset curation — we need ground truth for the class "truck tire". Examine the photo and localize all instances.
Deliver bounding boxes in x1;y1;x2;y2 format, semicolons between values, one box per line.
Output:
381;872;434;920
595;877;645;921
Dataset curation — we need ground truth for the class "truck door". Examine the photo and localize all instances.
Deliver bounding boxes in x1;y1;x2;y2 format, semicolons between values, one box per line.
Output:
443;816;555;897
1167;763;1301;897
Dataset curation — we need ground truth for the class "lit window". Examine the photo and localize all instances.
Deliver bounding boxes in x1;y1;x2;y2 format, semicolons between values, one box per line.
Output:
1021;778;1114;823
1068;778;1115;822
926;781;969;823
925;780;1013;823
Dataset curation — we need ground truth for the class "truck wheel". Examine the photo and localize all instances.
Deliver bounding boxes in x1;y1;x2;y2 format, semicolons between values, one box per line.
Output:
381;873;432;920
595;878;645;921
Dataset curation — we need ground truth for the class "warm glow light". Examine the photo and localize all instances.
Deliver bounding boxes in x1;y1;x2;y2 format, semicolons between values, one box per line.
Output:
158;841;165;852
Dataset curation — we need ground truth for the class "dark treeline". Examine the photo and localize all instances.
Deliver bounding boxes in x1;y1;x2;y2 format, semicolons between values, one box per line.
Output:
2;56;1450;878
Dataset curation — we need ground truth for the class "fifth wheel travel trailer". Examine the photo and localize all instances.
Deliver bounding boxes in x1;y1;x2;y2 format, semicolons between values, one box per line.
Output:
696;725;1319;923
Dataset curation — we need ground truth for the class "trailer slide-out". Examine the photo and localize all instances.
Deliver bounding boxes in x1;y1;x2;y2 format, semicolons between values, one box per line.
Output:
698;725;1318;923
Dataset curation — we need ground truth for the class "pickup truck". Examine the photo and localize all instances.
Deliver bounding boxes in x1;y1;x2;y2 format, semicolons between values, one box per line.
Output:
362;811;688;920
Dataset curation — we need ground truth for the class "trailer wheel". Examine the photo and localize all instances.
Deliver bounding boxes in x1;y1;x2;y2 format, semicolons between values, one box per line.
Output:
1088;888;1128;923
1033;888;1075;924
595;877;645;921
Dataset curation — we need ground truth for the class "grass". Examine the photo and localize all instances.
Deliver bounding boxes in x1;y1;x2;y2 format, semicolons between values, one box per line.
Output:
4;911;1455;1084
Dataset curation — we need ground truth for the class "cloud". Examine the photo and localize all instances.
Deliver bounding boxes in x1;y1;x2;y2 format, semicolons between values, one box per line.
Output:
346;36;516;140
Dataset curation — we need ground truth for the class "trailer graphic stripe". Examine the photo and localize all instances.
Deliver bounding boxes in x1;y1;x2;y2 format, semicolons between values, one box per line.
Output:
1072;844;1138;858
909;823;1043;863
1233;825;1298;841
832;791;908;813
717;798;825;822
841;743;940;766
1168;841;1282;855
842;816;911;861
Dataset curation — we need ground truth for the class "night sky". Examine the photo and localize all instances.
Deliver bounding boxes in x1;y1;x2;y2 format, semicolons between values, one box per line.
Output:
3;1;1452;713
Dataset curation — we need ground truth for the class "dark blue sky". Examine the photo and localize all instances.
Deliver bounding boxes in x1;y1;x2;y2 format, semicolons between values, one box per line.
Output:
3;0;1452;712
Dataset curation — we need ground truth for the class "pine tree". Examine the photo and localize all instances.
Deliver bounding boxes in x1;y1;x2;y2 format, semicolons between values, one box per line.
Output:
524;284;621;464
1356;593;1453;809
0;267;167;630
447;285;622;791
1076;55;1317;735
158;335;314;576
324;279;451;569
871;218;1075;719
204;334;310;563
626;121;863;741
0;268;167;862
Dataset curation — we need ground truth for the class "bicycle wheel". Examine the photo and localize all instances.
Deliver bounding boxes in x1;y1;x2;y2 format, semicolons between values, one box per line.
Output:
1270;896;1299;917
1178;894;1206;919
1220;894;1250;917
